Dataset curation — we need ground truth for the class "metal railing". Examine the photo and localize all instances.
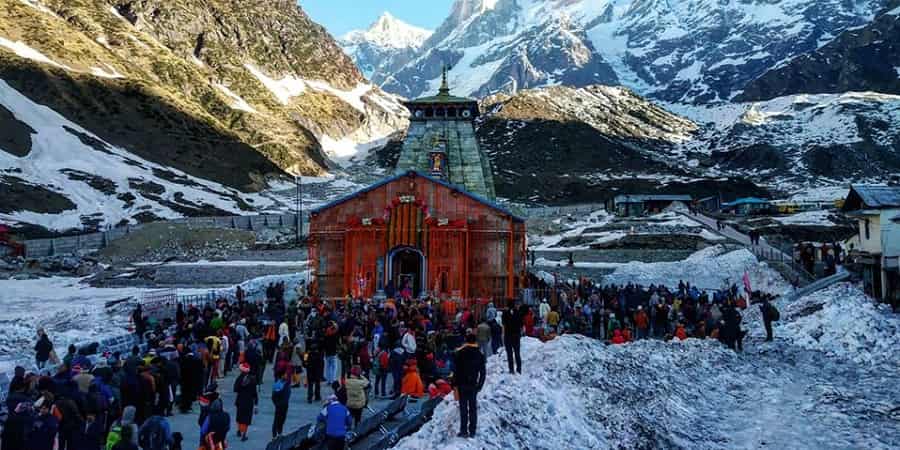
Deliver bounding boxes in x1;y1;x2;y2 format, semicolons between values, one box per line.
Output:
750;244;816;287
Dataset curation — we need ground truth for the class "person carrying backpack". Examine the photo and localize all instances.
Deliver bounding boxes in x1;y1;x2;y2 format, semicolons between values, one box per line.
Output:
313;395;351;450
271;369;291;439
139;415;173;450
760;299;779;342
107;405;139;450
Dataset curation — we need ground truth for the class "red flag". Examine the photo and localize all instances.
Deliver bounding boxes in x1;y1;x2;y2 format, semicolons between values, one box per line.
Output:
742;271;752;295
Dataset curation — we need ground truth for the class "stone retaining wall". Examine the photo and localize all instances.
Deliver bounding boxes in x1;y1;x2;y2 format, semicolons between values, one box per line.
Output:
23;213;308;258
153;264;307;285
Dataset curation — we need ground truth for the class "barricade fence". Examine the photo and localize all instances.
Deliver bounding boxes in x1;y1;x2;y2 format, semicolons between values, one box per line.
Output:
22;213;308;258
0;287;233;405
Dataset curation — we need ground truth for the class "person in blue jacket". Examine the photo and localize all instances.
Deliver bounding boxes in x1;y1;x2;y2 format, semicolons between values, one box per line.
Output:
312;394;351;450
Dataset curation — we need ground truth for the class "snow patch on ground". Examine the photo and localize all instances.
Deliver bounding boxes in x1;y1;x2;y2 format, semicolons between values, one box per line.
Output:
396;333;900;450
0;36;71;70
133;260;307;267
534;258;623;270
244;64;306;105
214;83;257;113
605;245;789;293
774;210;836;226
766;283;900;367
89;64;124;79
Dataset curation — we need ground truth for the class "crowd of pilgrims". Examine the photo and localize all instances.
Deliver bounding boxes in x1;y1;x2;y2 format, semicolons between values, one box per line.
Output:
3;275;777;450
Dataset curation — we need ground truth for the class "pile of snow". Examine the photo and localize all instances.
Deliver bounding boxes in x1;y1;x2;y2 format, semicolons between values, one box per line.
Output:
396;336;739;450
395;334;900;449
531;210;613;250
604;245;789;294
646;211;702;227
0;276;195;358
774;210;837;226
765;283;900;367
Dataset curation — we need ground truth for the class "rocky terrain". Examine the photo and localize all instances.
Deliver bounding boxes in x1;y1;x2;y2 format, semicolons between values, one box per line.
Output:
0;0;408;232
738;4;900;101
363;0;890;104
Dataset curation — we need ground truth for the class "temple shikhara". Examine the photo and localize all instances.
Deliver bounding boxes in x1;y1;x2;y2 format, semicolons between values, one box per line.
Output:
308;70;526;301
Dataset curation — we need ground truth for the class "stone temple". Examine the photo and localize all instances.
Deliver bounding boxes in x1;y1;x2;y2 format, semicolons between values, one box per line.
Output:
395;68;496;199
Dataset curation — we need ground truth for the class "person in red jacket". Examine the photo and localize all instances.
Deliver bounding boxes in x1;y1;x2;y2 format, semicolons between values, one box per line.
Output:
674;323;688;341
523;308;536;337
633;306;649;340
427;379;453;399
611;329;625;345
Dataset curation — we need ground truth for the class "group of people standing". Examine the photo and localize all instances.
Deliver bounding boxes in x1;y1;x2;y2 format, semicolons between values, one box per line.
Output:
526;278;780;349
13;280;531;449
11;270;779;450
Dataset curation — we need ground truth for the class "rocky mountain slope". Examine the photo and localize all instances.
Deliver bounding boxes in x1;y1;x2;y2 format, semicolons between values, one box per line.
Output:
371;84;900;204
0;0;407;232
371;0;888;104
738;4;900;101
341;12;432;83
677;92;900;187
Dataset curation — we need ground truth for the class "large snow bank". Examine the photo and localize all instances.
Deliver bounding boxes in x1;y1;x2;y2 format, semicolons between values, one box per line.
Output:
604;245;789;294
759;283;900;367
395;334;900;449
0;272;307;361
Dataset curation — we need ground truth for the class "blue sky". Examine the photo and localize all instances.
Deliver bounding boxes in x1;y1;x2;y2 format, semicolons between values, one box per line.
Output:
299;0;456;37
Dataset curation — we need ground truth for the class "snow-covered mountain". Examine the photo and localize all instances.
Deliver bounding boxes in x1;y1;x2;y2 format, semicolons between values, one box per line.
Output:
0;0;408;233
738;4;900;101
374;0;888;104
341;13;433;82
372;84;899;204
675;91;900;188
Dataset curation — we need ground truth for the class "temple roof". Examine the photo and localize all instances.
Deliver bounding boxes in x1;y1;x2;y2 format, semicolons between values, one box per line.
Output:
405;65;476;105
310;170;522;222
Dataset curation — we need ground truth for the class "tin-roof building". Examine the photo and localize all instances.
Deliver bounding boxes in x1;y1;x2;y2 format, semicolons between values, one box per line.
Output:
842;185;900;305
607;194;693;216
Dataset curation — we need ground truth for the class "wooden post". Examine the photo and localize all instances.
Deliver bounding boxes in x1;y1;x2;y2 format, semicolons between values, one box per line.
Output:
464;227;470;301
506;217;514;299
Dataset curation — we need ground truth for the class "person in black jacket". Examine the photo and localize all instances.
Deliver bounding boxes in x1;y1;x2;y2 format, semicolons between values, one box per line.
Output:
233;363;258;442
452;332;486;439
35;329;54;370
501;302;524;374
306;341;325;403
